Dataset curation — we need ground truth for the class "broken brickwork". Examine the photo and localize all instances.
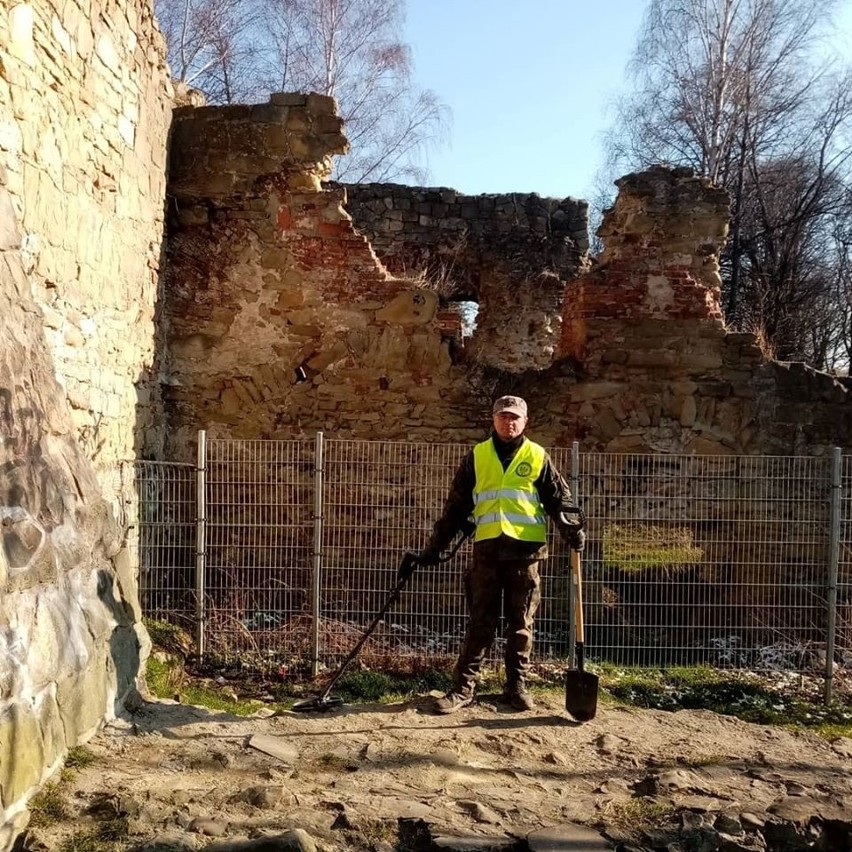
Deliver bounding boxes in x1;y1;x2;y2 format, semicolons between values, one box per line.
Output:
344;183;588;370
162;99;852;459
552;167;851;454
162;94;493;456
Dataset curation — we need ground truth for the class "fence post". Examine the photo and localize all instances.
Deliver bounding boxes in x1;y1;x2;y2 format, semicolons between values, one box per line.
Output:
569;441;580;667
195;430;207;657
311;431;325;677
825;447;842;705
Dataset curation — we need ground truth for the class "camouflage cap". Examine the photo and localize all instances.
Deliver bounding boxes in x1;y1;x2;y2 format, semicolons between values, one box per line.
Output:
492;395;528;417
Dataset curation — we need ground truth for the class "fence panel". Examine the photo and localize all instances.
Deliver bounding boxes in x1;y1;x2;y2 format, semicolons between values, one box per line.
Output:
574;453;833;670
131;461;197;631
317;439;469;668
315;439;575;671
203;438;314;668
839;457;852;670
132;439;851;683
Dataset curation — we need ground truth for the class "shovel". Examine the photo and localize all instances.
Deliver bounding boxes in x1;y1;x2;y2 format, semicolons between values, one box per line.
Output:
564;548;599;721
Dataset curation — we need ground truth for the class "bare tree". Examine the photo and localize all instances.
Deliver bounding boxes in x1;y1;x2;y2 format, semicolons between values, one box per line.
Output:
602;0;852;370
156;0;267;103
608;0;834;182
733;75;852;361
263;0;449;182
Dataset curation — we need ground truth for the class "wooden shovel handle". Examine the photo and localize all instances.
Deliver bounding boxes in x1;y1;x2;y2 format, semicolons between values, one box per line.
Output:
571;549;585;645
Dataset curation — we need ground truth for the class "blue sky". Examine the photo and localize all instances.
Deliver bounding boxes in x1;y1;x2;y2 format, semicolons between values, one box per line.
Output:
404;0;852;202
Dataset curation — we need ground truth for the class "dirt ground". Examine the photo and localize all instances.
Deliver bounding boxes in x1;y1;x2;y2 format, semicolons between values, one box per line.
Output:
21;687;852;851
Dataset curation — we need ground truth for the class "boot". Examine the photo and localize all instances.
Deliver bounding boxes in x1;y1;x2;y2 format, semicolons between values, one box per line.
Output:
501;679;535;711
506;687;535;711
434;689;474;715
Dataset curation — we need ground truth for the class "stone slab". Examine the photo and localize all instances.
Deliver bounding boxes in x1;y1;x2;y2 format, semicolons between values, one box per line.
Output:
527;824;613;851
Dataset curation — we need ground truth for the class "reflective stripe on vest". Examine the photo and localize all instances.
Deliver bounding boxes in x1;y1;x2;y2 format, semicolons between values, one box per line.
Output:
472;438;547;543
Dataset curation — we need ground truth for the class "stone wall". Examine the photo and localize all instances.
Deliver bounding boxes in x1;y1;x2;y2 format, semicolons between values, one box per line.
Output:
0;0;171;846
0;0;173;480
554;167;852;455
162;94;504;457
163;106;852;460
1;174;147;851
343;183;588;371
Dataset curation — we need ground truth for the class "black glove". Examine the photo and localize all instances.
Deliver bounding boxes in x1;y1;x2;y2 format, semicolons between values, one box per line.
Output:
459;516;476;538
397;551;420;582
558;507;586;552
560;506;586;529
415;545;441;566
562;528;586;552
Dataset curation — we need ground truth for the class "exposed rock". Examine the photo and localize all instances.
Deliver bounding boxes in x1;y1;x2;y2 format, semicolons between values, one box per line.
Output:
205;830;317;852
456;801;502;825
432;835;518;851
189;816;229;836
247;734;299;764
0;157;146;851
241;785;294;809
135;834;199;851
595;734;623;755
527;823;613;851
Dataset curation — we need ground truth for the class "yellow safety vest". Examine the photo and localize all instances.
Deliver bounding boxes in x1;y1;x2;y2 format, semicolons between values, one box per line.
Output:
472;438;547;543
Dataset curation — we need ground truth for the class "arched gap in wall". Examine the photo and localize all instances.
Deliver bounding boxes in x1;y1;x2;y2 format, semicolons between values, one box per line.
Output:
457;301;479;338
440;295;481;366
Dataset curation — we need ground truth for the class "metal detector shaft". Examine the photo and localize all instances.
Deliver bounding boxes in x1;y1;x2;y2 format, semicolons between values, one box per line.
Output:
314;530;472;704
317;574;409;702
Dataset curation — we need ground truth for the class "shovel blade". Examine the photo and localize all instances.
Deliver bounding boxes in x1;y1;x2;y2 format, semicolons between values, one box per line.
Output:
564;669;599;722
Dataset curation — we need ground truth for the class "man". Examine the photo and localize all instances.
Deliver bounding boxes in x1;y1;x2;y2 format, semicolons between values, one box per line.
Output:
413;395;585;714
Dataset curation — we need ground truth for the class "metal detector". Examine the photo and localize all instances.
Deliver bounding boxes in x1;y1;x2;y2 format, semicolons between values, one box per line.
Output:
292;532;471;712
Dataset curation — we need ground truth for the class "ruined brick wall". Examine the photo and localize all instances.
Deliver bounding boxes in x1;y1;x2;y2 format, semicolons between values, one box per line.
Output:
344;184;589;371
0;0;173;477
162;95;498;458
163;106;852;460
553;166;852;454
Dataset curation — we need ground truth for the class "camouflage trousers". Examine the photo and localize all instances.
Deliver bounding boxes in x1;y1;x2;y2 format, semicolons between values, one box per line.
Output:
453;547;542;696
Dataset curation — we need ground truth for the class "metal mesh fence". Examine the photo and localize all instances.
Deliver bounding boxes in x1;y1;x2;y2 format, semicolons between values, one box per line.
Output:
203;438;314;668
129;437;851;684
318;439;468;669
839;457;852;669
317;439;573;670
130;461;197;631
572;453;832;670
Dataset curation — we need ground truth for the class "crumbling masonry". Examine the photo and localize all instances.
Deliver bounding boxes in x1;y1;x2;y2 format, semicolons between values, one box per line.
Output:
2;0;852;844
163;105;851;459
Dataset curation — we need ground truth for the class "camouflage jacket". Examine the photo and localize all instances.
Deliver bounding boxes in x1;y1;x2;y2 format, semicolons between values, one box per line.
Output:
426;433;576;562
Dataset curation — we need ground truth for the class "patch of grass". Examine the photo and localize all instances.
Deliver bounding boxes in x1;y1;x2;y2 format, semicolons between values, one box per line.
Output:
175;683;261;716
59;818;129;852
358;817;398;845
145;655;184;698
600;797;674;827
333;668;453;703
595;664;852;737
65;746;97;771
603;524;703;572
143;617;193;656
30;747;100;827
146;655;262;716
29;784;68;826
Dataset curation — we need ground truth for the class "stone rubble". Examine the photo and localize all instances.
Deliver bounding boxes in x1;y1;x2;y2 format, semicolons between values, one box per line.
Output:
10;694;852;852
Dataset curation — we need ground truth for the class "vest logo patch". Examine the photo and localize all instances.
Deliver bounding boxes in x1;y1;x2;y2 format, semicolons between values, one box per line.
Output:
515;461;533;477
